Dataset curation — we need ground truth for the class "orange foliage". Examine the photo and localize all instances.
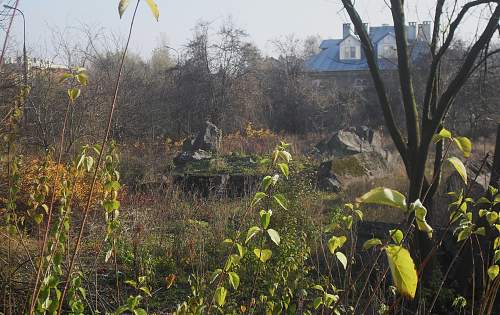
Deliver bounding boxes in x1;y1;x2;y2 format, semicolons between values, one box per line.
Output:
222;122;281;155
11;156;106;211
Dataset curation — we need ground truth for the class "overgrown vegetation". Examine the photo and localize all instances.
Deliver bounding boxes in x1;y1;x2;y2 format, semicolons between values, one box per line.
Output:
1;0;500;314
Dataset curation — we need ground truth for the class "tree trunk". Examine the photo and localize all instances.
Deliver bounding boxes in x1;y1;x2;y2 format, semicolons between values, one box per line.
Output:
490;123;500;189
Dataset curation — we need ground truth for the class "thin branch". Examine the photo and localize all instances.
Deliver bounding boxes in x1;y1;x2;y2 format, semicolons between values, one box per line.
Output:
57;1;142;313
341;0;408;168
390;0;420;153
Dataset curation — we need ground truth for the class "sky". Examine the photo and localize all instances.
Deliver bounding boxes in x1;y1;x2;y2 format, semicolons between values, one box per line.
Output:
0;0;495;61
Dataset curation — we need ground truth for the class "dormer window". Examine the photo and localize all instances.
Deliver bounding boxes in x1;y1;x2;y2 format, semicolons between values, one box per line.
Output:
380;45;397;58
339;35;360;60
377;34;397;59
342;46;357;59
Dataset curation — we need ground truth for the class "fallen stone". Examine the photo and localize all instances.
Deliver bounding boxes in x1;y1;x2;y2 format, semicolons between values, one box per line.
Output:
315;125;385;158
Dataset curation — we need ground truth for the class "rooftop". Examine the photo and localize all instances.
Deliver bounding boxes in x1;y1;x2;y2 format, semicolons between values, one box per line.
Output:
305;22;431;73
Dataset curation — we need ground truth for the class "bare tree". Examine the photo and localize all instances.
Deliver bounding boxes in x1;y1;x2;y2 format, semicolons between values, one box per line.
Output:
341;0;499;206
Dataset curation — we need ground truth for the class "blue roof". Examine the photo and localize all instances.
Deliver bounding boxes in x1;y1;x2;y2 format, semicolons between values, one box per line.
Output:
305;26;429;73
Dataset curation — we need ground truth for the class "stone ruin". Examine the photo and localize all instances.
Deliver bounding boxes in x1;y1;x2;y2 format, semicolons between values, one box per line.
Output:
314;126;391;192
172;121;260;197
173;121;222;167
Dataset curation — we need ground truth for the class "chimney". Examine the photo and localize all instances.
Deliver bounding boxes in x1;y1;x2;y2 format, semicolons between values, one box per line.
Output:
408;22;417;41
418;21;431;42
343;23;352;38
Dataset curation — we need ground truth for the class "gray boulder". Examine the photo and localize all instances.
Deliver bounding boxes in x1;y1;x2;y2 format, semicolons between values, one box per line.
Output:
174;121;222;167
315;126;384;158
192;121;222;152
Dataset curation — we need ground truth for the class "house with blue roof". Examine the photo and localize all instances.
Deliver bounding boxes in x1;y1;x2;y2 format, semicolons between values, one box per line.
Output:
305;21;431;88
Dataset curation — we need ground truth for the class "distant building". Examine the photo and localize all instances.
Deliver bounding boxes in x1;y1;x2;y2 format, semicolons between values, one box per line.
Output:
304;22;431;89
3;56;69;75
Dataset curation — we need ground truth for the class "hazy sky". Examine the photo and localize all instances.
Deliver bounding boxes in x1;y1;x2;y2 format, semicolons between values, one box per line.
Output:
1;0;494;61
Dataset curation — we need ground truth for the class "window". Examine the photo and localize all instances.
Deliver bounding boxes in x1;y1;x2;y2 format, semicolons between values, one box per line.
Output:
381;45;396;58
350;46;356;59
342;46;358;59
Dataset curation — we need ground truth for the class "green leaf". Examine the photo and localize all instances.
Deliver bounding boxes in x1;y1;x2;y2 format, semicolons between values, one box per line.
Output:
59;73;73;83
228;272;240;290
236;243;246;257
324;293;338;307
357;187;407;210
251;192;267;207
457;228;471;242
134;309;147;315
354;209;364;221
335;252;347;269
267;229;280;246
453;137;472;158
245;226;261;244
385;245;418;299
76;72;89;86
475;227;486;236
145;0;160;21
486;211;498;224
313;297;323;309
34;213;43;225
277;163;289;178
487;265;499;281
411;200;433;239
390;229;404;244
432;128;452;143
273;193;288;210
118;0;129;18
327;235;347;254
262;176;273;191
67;88;81;103
211;269;222;283
260;210;271;229
214;286;227;306
448;157;467;184
253;248;272;263
103;200;120;212
494;250;500;264
363;238;382;250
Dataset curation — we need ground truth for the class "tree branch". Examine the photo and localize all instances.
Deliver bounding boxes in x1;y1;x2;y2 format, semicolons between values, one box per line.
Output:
422;0;497;123
341;0;408;165
423;0;445;123
390;0;420;152
430;4;500;138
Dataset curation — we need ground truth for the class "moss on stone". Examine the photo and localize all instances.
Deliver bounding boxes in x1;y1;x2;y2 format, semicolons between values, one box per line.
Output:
331;156;367;177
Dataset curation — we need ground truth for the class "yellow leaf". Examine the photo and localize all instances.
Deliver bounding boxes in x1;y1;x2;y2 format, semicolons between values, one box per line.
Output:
357;187;407;210
448;157;467;184
118;0;129;18
385;245;418;299
145;0;159;21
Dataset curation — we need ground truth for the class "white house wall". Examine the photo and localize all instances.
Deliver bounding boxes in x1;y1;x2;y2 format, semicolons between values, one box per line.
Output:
339;36;361;60
377;35;397;59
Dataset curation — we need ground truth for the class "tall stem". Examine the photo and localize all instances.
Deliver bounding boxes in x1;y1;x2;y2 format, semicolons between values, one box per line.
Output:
29;96;72;314
56;1;141;313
